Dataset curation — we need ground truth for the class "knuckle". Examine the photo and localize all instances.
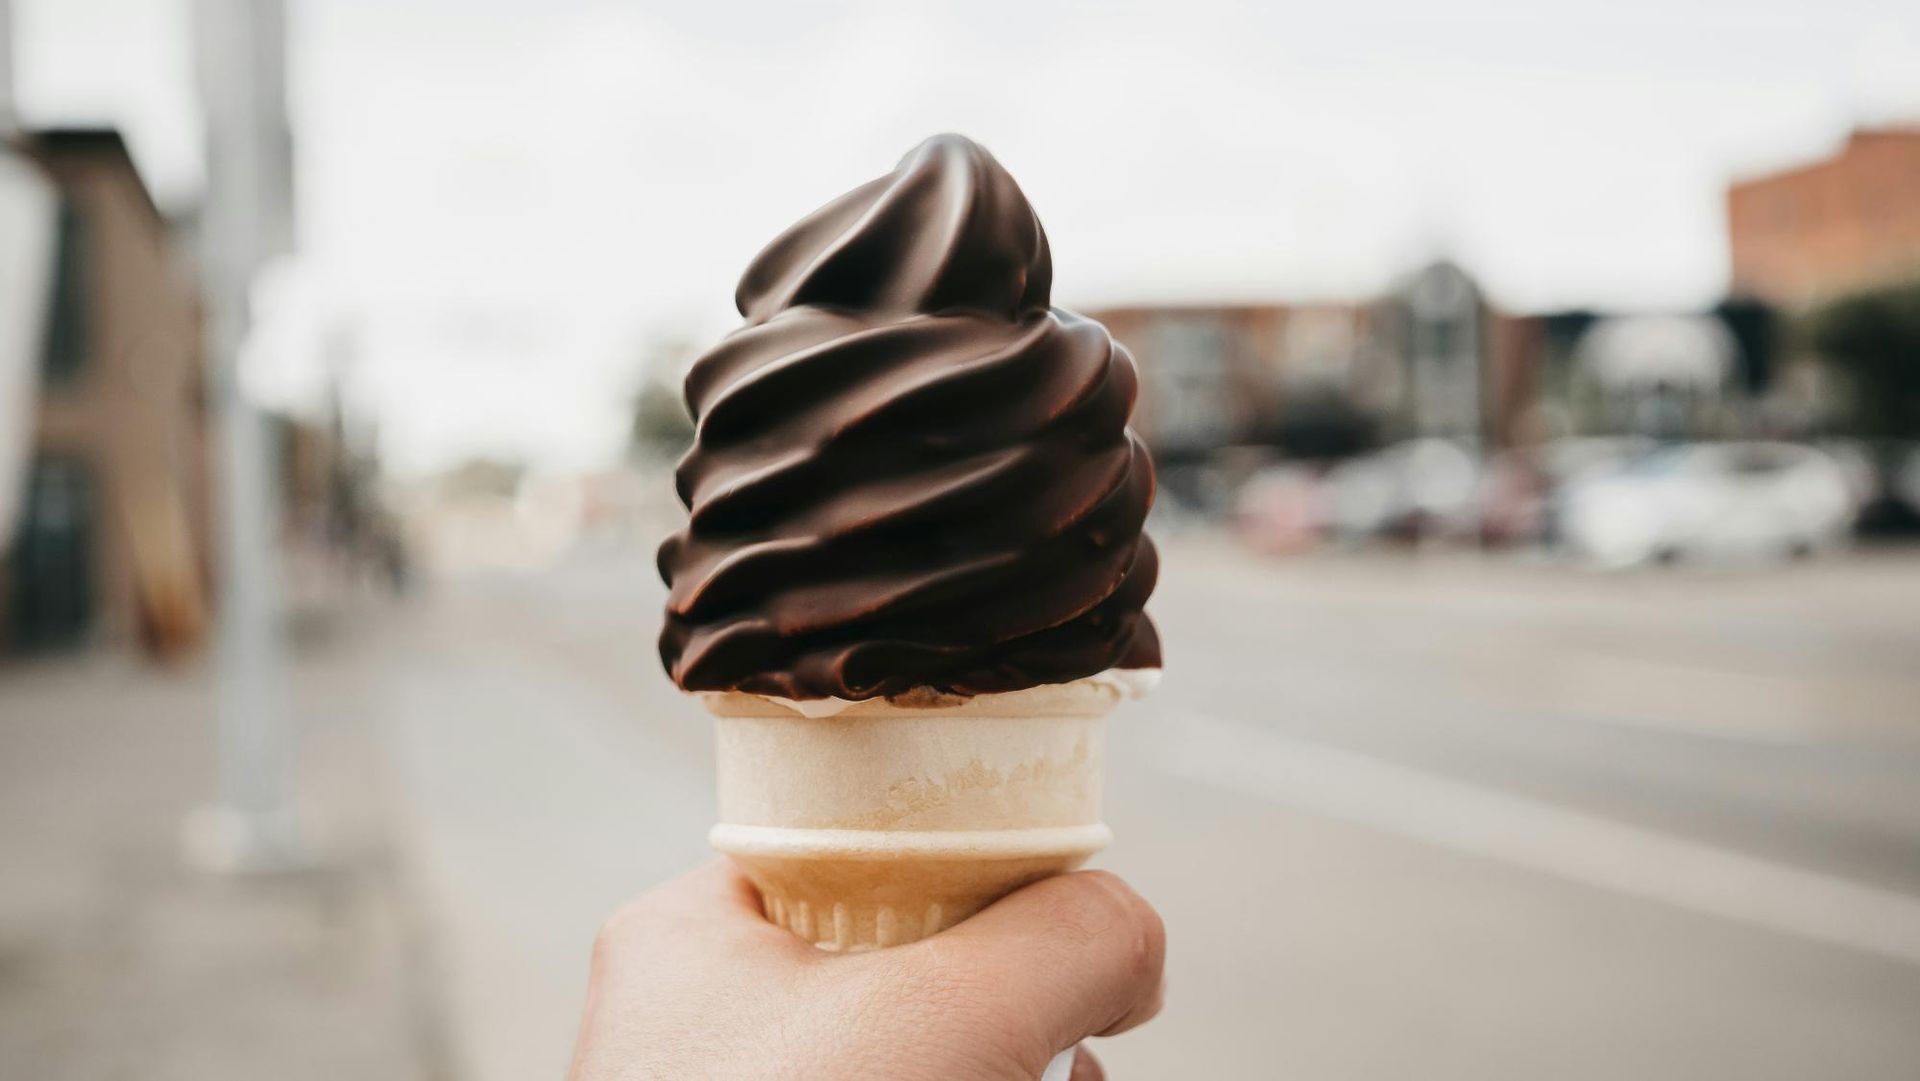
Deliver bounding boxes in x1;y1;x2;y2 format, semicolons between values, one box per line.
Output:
1058;871;1128;933
1063;872;1166;977
1124;895;1167;982
590;898;653;965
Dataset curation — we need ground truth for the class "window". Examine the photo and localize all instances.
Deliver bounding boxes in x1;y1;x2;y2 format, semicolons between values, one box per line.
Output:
1148;316;1231;450
6;454;96;651
41;202;89;384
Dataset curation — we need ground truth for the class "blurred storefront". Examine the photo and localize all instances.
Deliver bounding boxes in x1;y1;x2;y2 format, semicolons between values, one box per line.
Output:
1089;302;1384;511
1102;305;1376;440
1524;299;1789;441
1374;262;1541;450
2;130;213;657
1088;263;1542;514
1089;259;1843;551
0;129;395;660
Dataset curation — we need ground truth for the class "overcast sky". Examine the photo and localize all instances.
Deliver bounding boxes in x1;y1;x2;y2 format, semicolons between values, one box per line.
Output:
13;0;1920;473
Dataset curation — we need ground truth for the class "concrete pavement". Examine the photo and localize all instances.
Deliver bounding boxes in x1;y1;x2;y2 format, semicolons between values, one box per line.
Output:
0;606;446;1081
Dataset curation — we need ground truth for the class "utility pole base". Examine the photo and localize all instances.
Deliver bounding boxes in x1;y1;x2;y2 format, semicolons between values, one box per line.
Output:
182;804;310;875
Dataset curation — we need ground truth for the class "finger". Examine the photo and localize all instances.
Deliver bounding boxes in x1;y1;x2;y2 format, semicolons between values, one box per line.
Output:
1069;1046;1106;1081
909;870;1167;1053
667;857;767;919
597;858;810;960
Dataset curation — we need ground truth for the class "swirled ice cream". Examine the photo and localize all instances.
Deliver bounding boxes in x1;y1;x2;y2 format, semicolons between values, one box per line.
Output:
659;134;1158;700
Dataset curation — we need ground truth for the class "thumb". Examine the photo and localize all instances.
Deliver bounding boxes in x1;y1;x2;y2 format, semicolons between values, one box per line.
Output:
911;870;1167;1058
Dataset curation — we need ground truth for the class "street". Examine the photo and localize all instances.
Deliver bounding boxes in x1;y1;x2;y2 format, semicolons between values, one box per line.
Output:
375;539;1920;1080
8;539;1919;1079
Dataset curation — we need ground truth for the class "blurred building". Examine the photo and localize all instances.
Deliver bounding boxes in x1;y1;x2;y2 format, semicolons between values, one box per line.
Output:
1381;262;1484;442
1571;315;1738;439
280;386;409;600
1093;303;1362;460
1090;263;1540;472
0;128;388;659
0;150;50;551
1521;300;1787;442
1728;127;1920;307
2;130;214;657
1089;302;1385;510
1373;261;1541;450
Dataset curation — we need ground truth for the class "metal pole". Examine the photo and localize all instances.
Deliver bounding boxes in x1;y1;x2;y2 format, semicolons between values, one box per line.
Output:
0;0;16;137
184;0;303;871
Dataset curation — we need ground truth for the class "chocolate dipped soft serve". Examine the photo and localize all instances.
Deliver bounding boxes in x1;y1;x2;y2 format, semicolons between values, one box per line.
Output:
659;134;1159;701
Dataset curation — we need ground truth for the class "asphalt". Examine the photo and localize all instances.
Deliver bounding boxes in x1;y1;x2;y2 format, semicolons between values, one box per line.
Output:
381;539;1920;1081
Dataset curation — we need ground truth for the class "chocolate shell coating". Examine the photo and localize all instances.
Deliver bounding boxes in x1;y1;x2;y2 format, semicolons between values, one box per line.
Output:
659;134;1159;699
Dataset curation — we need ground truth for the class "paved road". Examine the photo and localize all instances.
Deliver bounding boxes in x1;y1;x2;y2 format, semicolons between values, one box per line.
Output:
379;539;1920;1080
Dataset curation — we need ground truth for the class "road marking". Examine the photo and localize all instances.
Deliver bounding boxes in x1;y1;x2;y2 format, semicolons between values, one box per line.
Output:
1551;707;1817;745
1165;710;1920;967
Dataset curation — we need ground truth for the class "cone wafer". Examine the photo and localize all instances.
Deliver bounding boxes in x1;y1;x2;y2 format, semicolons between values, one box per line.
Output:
707;674;1145;950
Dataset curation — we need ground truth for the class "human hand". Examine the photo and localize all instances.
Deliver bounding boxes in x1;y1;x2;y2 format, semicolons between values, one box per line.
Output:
568;859;1166;1081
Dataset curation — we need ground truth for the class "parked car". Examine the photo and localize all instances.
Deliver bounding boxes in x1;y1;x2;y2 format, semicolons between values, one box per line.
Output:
1503;436;1657;548
1232;464;1329;554
1556;441;1856;567
1325;438;1480;543
1481;437;1659;547
1839;439;1920;538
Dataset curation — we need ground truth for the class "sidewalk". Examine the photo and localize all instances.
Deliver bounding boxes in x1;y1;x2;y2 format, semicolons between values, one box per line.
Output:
0;605;446;1081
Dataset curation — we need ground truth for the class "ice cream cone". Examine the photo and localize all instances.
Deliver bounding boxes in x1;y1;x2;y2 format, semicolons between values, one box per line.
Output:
706;673;1148;951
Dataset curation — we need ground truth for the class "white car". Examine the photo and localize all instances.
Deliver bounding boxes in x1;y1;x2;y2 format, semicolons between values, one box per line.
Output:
1325;439;1481;542
1558;442;1856;567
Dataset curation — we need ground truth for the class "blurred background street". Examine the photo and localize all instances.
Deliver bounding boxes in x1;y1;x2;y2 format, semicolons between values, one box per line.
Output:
6;539;1919;1078
6;0;1920;1078
385;540;1920;1080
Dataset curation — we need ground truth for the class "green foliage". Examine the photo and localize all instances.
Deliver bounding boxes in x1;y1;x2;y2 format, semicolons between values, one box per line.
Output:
1806;280;1920;438
631;378;695;461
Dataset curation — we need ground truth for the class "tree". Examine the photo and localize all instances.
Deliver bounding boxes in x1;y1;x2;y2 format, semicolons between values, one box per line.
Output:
631;377;695;462
1264;389;1378;460
1806;280;1920;439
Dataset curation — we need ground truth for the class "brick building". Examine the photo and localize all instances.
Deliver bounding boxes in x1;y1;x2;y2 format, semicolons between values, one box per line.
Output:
1087;264;1541;466
2;130;214;656
1088;302;1381;459
3;128;400;658
1728;127;1920;307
